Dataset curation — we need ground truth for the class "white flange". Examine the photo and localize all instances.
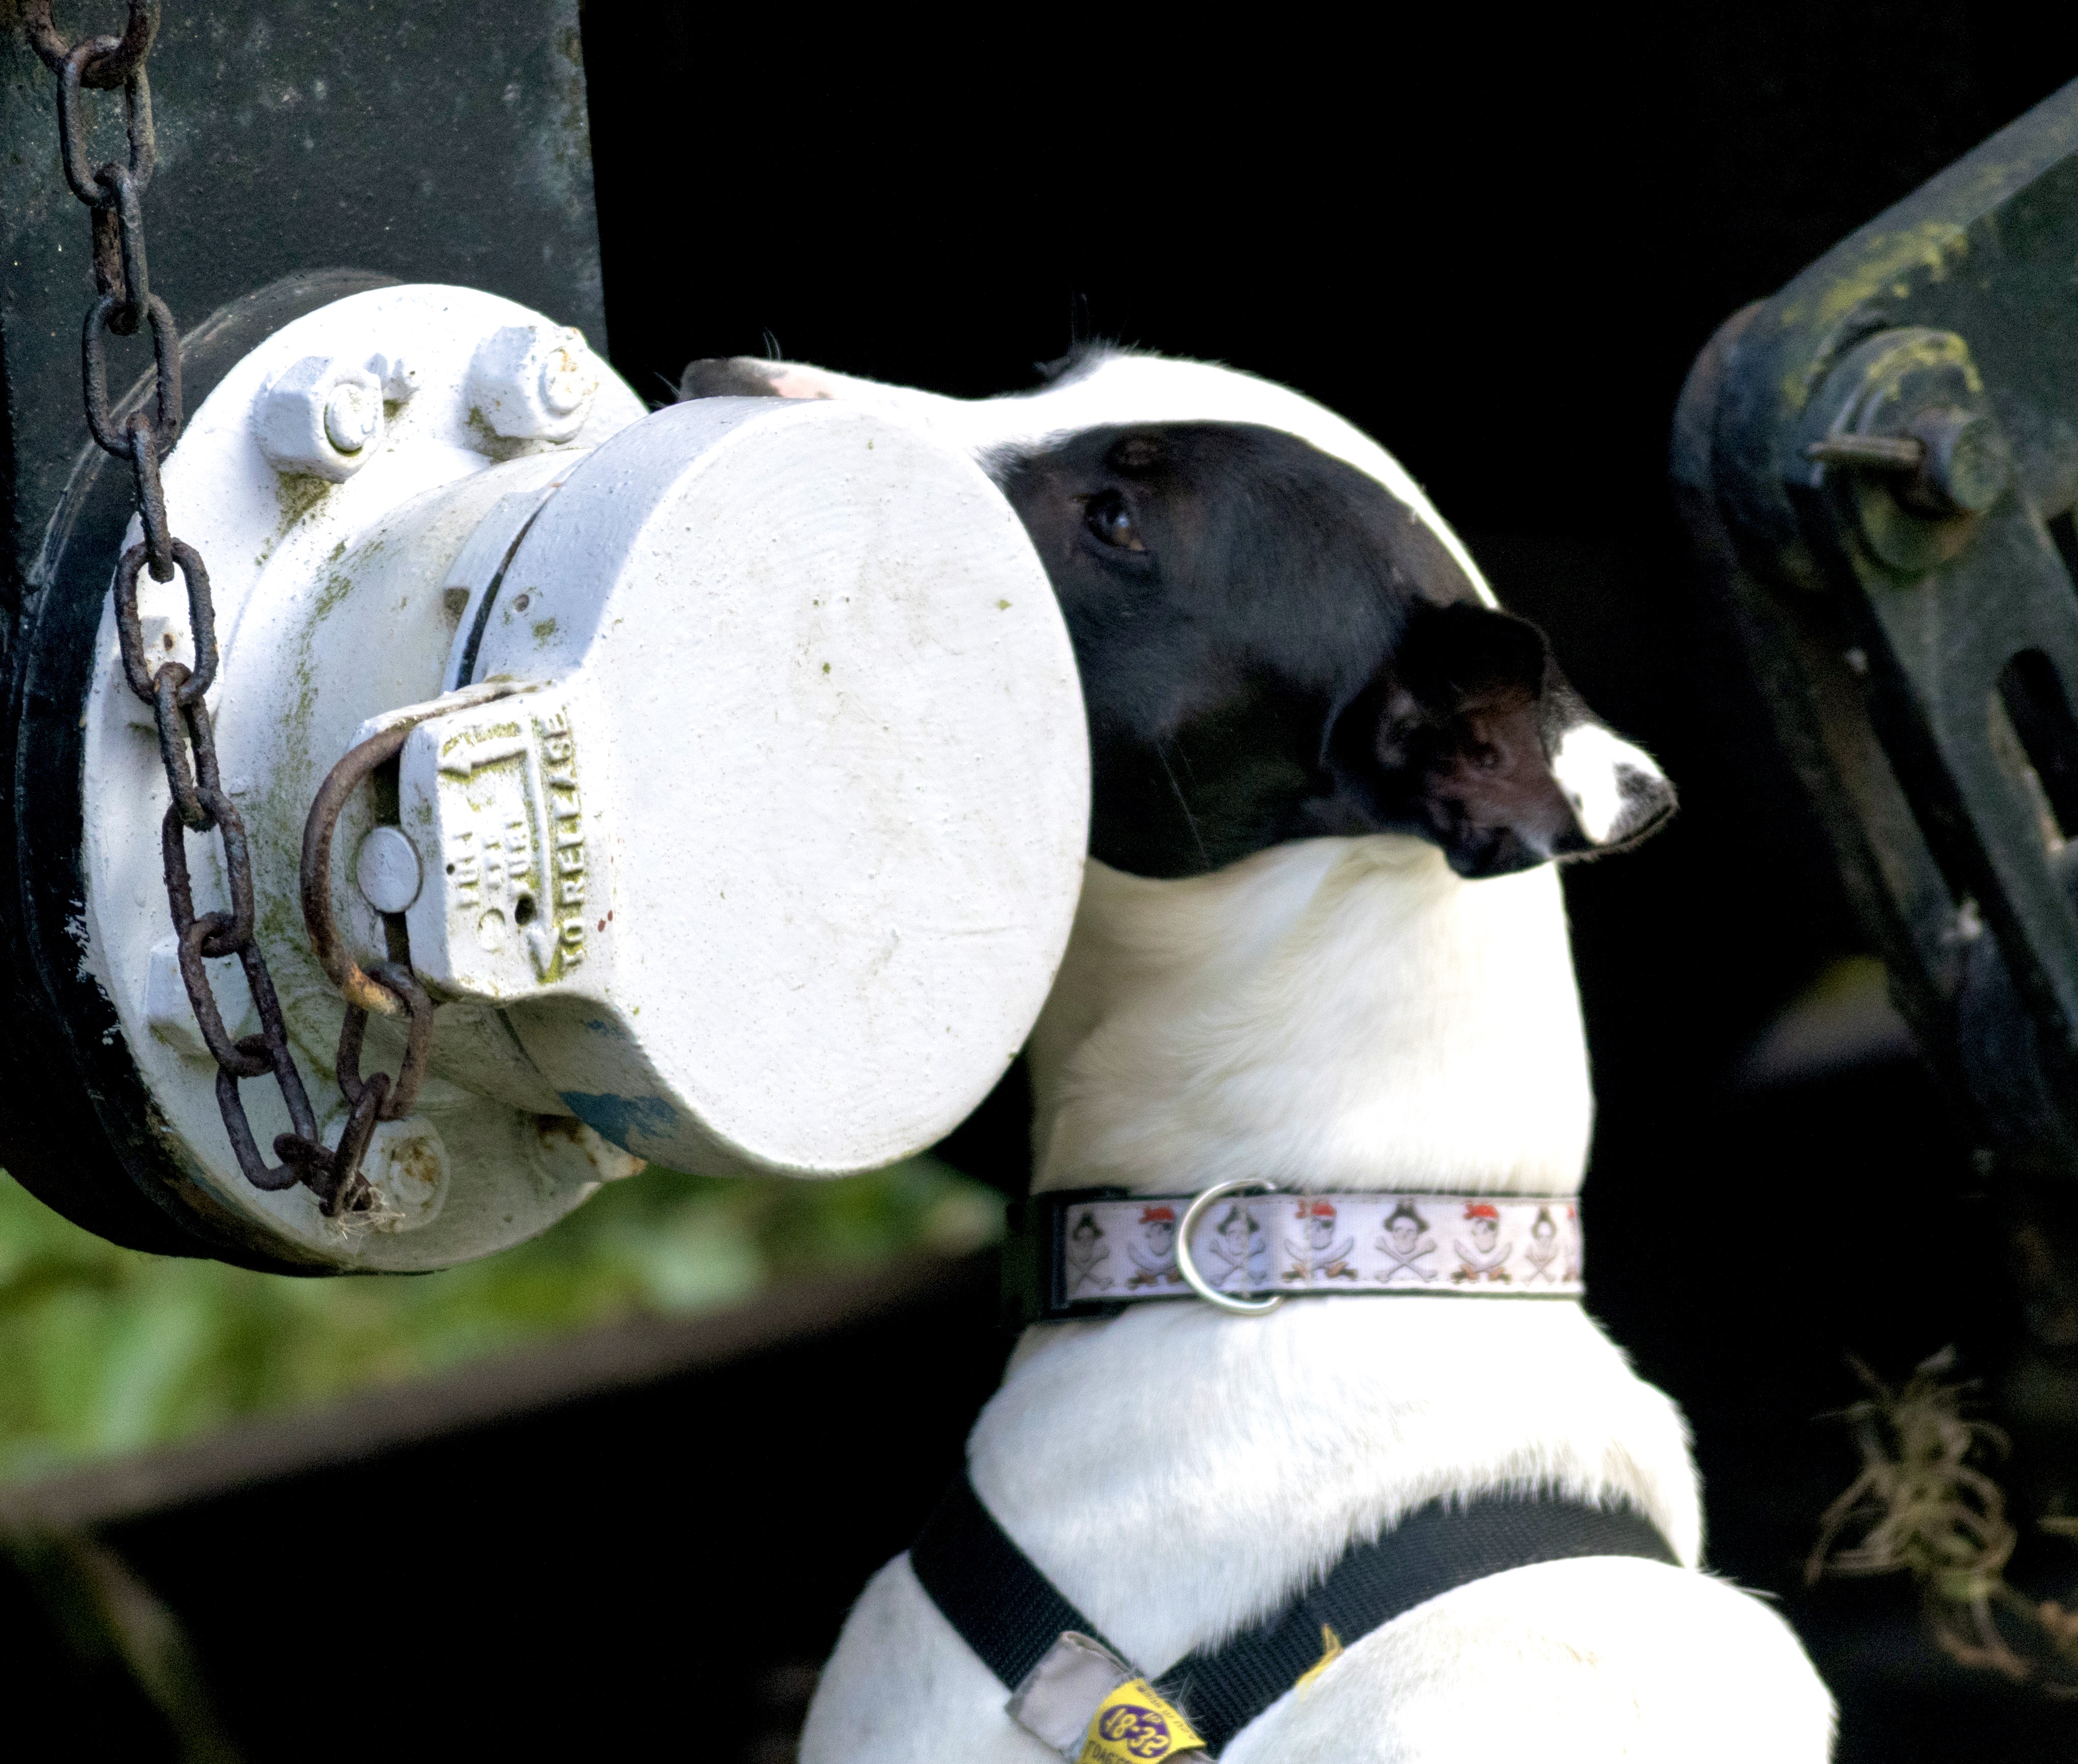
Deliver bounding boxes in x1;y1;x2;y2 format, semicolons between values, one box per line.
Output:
78;284;1088;1270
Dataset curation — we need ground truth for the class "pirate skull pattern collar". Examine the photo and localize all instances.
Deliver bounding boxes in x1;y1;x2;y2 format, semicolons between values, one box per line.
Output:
1004;1183;1582;1325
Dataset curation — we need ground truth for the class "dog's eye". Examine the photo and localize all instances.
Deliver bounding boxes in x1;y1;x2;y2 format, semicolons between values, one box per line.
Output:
1084;491;1146;552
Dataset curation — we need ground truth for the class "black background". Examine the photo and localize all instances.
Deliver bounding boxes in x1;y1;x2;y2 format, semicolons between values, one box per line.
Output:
12;4;2078;1757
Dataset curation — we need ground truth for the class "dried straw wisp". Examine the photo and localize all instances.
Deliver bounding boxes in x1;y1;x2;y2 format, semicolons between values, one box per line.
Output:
1808;1349;2077;1695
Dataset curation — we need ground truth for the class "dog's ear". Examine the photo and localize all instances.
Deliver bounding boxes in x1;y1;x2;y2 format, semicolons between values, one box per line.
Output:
1331;602;1675;877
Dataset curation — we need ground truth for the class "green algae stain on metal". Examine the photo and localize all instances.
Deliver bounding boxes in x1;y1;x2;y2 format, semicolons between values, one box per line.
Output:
1818;221;1974;326
463;408;541;465
1772;218;1978;412
273;472;332;526
312;571;355;621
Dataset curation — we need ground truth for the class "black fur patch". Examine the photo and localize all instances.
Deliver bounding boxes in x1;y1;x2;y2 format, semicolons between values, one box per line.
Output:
677;357;790;402
998;422;1668;879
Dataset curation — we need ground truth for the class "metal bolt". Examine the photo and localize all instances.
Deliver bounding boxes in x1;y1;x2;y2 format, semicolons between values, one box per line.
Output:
325;381;381;454
254;356;386;482
1805;433;1925;470
355;825;423;913
539;340;591;415
1805;405;2010;519
1903;406;2009;516
144;934;255;1061
120;610;191;729
468;323;599;442
318;1110;450;1231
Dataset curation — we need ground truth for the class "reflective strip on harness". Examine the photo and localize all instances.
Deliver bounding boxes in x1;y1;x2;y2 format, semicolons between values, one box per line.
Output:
910;1471;1678;1757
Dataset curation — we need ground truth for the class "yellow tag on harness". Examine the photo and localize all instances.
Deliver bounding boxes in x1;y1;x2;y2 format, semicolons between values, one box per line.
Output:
1294;1622;1344;1693
1075;1678;1206;1763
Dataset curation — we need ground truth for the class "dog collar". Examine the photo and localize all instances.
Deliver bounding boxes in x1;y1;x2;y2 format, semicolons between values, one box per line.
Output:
1003;1181;1582;1325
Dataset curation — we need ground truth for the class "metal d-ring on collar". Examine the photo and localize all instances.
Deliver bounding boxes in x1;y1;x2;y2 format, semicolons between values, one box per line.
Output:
1176;1178;1285;1316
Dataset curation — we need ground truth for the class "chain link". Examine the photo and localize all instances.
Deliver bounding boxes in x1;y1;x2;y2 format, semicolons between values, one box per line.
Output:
27;4;435;1219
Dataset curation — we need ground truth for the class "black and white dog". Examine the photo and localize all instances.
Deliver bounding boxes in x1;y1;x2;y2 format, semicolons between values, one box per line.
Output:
683;349;1834;1761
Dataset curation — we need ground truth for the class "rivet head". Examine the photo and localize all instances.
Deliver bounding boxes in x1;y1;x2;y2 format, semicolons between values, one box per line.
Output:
354;825;423;914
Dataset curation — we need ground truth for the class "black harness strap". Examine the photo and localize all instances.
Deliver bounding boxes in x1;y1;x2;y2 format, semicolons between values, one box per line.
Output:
1153;1494;1678;1751
911;1472;1679;1755
910;1471;1115;1692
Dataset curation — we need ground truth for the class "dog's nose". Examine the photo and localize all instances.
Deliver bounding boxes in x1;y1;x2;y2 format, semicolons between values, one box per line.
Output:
1550;724;1677;853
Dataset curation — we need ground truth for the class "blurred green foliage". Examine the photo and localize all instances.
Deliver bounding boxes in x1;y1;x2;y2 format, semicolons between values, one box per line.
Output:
0;1158;1001;1487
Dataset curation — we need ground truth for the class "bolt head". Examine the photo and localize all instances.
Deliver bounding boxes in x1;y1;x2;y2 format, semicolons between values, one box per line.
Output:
468;324;598;442
144;934;255;1062
254;356;385;482
325;381;381;453
1907;406;2010;515
320;1110;450;1232
538;339;595;416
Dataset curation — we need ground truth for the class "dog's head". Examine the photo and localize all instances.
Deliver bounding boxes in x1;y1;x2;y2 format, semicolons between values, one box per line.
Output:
680;349;1674;880
994;418;1672;878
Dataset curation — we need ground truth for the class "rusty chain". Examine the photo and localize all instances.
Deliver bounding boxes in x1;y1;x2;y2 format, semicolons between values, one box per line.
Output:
24;2;434;1217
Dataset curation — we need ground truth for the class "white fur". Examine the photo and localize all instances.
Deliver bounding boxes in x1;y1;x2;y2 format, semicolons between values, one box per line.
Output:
1552;723;1670;847
801;837;1834;1761
1219;1557;1836;1764
1028;840;1591;1198
743;350;1500;608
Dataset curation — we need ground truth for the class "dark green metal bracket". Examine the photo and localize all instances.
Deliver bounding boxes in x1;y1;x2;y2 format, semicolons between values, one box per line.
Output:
1677;77;2078;1170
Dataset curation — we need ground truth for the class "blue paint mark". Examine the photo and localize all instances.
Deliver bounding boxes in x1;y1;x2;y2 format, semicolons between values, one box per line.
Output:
582;1017;624;1038
562;1091;679;1149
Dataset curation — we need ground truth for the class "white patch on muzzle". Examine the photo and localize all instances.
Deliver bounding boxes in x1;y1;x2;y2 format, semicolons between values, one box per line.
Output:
1551;723;1669;846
